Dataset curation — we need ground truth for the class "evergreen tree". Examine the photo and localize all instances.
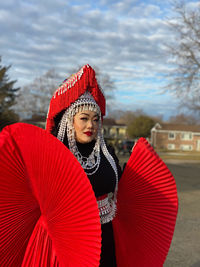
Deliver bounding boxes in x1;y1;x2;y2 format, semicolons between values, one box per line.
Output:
127;115;155;139
0;57;20;130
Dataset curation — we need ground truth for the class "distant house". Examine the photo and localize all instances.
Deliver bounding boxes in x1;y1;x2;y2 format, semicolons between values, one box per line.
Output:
103;118;127;143
151;123;200;151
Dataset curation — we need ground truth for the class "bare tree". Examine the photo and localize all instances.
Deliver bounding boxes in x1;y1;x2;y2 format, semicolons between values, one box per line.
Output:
16;65;116;120
165;1;200;112
94;66;115;101
115;110;143;125
15;69;61;119
109;109;151;125
168;113;198;125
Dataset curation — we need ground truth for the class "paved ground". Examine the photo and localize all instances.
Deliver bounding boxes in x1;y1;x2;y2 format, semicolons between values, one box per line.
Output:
164;161;200;267
118;156;200;267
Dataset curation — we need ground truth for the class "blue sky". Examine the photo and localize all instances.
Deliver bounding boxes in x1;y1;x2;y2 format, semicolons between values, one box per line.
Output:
0;0;199;120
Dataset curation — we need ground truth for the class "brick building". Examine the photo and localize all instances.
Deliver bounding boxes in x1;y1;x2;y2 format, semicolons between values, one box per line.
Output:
151;123;200;151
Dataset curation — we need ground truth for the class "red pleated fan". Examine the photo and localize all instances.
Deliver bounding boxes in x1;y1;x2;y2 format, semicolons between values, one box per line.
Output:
113;137;178;267
0;123;101;267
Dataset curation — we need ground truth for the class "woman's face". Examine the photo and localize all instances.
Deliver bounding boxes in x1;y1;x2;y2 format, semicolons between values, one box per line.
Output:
73;110;99;143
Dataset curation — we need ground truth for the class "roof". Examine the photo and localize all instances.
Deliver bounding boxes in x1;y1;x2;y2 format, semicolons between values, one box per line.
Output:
153;123;200;133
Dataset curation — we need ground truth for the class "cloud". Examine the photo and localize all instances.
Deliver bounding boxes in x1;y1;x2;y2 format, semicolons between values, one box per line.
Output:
1;1;168;72
0;0;195;119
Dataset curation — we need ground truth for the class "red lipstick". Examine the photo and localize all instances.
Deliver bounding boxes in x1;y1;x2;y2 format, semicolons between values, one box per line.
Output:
84;131;92;136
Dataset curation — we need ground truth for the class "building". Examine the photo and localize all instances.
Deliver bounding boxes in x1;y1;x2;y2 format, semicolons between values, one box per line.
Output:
103;124;127;140
102;118;128;147
151;123;200;151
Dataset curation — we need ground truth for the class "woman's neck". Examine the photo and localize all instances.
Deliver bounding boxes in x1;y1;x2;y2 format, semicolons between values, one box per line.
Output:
76;140;96;156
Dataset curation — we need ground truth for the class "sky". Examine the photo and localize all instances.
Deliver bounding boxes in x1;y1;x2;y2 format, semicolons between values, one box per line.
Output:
0;0;199;120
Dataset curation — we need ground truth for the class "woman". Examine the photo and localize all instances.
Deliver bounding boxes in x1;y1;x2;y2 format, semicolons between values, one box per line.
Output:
0;64;178;266
46;64;122;266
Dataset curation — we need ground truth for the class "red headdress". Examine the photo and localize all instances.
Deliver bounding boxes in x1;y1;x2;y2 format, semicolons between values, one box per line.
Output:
46;64;105;133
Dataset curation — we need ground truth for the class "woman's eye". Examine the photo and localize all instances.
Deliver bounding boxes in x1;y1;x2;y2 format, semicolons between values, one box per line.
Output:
80;117;87;121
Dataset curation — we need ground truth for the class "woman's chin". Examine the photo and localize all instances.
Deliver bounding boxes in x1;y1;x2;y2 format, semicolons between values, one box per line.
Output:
76;135;95;144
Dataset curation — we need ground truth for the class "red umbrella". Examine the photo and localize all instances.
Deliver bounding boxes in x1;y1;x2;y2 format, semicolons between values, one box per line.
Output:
0;123;101;267
113;138;178;267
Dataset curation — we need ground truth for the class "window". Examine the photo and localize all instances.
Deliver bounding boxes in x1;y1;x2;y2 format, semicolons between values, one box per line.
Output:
180;145;193;151
181;132;193;140
110;128;117;137
168;144;175;150
168;132;175;140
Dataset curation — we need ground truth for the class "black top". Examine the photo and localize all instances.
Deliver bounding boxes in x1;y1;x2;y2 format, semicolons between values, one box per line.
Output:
76;141;122;197
76;141;122;267
52;116;122;265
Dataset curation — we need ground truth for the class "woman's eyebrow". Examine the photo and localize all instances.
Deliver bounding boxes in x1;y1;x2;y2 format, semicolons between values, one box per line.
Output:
80;113;89;116
79;113;99;119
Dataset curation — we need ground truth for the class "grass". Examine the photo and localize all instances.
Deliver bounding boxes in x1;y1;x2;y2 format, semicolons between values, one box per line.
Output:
118;151;200;166
156;151;200;161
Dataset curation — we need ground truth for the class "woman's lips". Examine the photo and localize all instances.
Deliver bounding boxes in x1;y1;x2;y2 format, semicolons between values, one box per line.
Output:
84;131;93;136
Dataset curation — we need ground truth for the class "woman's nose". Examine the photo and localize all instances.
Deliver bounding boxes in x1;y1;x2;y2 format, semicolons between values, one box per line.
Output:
87;120;93;128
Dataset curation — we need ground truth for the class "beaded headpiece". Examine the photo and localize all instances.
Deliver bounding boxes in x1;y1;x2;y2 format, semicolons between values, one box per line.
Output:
46;64;105;133
46;64;118;224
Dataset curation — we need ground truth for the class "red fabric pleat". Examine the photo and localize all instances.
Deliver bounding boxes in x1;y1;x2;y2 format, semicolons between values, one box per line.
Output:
22;216;59;267
0;126;40;266
0;123;101;267
113;137;178;267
